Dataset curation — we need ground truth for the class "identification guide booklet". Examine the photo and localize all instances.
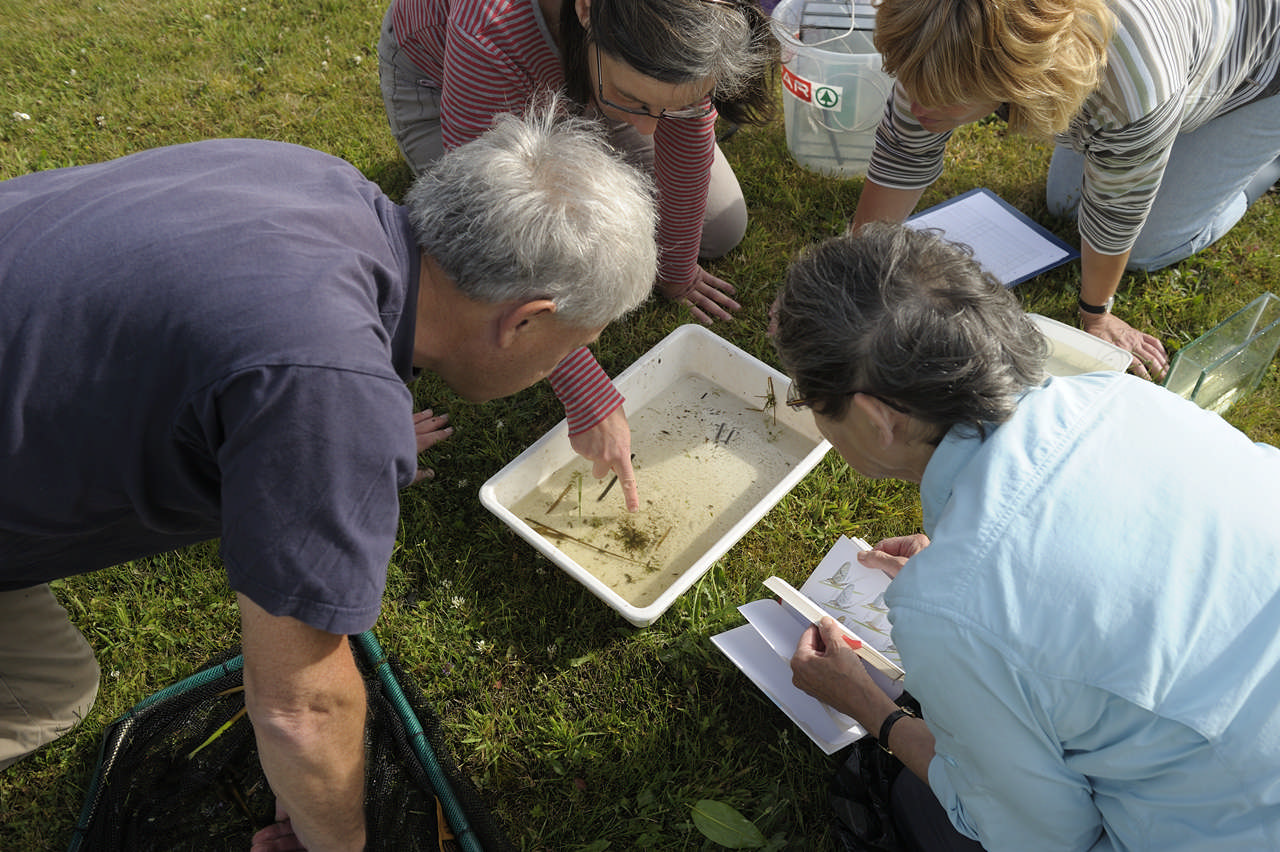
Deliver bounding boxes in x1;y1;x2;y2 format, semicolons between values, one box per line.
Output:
906;187;1078;287
711;536;905;754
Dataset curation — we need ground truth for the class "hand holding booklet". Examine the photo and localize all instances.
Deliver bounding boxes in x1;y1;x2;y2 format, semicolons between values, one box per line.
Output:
711;535;905;754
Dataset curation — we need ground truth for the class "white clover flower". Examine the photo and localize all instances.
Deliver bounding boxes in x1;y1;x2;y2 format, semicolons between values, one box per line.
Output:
351;55;362;65
450;595;464;609
12;112;31;121
474;638;488;653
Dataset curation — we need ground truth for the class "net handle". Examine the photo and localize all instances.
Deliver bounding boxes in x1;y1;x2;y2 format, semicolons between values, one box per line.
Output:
352;630;486;852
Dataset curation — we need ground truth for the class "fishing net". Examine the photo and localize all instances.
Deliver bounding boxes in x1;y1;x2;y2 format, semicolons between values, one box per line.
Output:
68;632;515;852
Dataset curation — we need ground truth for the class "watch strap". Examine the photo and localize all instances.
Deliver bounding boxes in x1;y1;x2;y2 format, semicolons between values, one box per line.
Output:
878;707;915;755
1077;295;1114;315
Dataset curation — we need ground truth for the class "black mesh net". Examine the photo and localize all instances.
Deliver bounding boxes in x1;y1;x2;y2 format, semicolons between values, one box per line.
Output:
69;633;515;852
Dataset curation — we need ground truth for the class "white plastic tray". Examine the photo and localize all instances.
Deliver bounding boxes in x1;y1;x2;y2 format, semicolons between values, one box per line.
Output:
1030;313;1131;375
479;325;830;626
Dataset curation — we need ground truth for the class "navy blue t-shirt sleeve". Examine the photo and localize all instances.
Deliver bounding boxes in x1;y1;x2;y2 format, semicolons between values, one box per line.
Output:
206;364;417;635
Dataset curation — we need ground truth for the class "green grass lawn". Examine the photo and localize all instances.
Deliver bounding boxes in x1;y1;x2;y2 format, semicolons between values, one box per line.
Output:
3;1;1278;849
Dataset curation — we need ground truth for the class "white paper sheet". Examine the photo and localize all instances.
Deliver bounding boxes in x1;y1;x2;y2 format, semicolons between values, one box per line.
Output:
712;535;906;753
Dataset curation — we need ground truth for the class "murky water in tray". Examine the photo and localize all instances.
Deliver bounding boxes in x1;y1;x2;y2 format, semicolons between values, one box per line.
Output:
509;374;817;606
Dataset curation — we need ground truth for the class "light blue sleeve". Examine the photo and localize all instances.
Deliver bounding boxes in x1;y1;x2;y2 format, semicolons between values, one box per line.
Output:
899;614;1109;851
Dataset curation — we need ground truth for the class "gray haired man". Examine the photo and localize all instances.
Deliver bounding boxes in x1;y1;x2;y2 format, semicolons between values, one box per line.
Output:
0;107;656;850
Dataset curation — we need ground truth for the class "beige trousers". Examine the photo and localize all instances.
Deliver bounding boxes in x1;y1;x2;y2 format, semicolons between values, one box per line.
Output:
0;584;100;769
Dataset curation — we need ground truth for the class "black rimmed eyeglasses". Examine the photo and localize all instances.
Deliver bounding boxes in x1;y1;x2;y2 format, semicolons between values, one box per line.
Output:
592;42;716;120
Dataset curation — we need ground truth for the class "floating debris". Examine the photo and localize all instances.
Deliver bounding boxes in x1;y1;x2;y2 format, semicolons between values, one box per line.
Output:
523;518;646;565
547;480;574;514
597;475;618;501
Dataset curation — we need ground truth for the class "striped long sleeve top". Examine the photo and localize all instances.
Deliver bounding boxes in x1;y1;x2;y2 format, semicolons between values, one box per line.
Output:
390;0;716;432
866;0;1280;256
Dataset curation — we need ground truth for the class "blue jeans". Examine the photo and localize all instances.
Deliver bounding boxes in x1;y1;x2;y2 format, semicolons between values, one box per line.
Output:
1047;94;1280;271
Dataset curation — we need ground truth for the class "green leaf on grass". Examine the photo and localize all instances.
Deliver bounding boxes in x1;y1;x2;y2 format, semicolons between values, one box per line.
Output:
691;799;766;849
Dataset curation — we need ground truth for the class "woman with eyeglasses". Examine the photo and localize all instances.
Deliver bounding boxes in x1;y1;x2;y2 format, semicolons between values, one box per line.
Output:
378;0;776;513
379;0;776;320
777;224;1280;852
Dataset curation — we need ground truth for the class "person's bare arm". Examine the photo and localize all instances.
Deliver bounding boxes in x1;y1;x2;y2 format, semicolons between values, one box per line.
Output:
850;180;927;232
791;617;935;782
240;593;366;852
1078;241;1169;380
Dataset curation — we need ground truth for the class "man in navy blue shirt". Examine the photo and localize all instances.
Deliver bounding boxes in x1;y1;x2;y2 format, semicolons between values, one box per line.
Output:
0;107;657;851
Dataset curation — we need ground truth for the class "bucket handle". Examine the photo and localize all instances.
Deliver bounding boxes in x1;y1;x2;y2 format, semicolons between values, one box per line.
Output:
770;2;875;50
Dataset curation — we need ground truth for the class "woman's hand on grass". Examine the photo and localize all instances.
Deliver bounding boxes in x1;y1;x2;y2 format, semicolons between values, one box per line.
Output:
1078;311;1169;381
662;265;740;324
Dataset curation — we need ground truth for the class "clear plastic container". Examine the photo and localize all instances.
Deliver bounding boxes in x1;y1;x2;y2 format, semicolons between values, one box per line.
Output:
1029;314;1131;376
1163;293;1280;414
771;0;893;177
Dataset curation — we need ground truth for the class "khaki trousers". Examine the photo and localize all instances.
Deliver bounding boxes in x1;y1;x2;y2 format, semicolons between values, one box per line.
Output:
0;584;100;769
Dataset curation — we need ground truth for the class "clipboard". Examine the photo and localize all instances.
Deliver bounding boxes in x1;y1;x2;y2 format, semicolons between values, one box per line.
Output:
906;187;1078;287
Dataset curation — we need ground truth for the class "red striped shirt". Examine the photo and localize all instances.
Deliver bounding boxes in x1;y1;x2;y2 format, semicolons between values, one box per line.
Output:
392;0;714;431
390;0;712;292
545;346;624;435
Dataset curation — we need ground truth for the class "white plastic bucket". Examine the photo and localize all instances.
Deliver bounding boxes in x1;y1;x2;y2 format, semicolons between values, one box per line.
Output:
770;0;893;177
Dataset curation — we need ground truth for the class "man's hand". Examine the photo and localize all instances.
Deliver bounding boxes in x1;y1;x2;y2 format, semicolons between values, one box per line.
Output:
1078;311;1169;381
251;804;306;851
568;406;639;511
412;408;453;483
661;265;740;324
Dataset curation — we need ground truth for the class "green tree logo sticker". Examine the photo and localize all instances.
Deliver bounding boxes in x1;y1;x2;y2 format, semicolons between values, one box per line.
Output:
814;86;841;109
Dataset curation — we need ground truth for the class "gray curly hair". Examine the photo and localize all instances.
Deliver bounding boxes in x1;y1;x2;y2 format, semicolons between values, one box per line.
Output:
773;223;1047;441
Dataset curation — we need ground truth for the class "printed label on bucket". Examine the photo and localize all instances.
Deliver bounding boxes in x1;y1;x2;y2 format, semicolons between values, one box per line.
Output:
781;65;843;111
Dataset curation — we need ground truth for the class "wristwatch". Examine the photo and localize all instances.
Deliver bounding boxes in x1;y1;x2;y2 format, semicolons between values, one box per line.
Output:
878;706;916;755
1078;294;1115;315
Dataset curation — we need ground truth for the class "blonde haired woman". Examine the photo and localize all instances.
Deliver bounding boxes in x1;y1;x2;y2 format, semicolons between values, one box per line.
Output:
850;0;1280;381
